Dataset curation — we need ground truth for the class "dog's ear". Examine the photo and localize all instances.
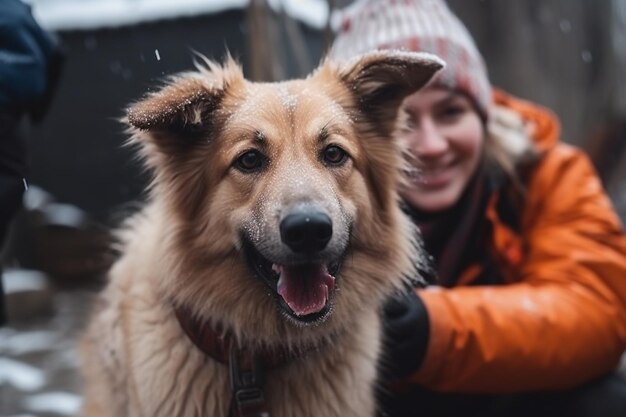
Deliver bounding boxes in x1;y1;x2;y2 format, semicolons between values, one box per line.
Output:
337;51;444;129
127;76;223;135
127;58;244;138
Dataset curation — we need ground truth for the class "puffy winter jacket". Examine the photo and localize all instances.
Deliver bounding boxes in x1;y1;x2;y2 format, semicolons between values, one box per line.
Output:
409;90;626;393
0;0;63;119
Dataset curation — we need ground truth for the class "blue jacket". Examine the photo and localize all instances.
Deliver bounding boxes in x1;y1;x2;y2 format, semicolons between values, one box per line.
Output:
0;0;63;118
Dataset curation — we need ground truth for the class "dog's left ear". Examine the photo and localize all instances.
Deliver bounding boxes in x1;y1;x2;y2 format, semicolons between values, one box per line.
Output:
337;51;445;127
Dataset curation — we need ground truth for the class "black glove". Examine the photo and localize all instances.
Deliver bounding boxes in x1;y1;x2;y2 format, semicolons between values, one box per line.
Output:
380;289;430;381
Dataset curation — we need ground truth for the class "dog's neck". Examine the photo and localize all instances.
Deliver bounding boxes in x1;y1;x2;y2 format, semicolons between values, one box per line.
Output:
174;305;327;368
175;305;352;417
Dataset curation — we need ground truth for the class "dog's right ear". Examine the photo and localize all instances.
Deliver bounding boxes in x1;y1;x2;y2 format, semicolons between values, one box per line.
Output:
127;76;223;136
127;58;244;138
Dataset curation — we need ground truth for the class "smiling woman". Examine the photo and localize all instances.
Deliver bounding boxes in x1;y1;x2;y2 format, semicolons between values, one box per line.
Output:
399;88;485;212
329;0;626;416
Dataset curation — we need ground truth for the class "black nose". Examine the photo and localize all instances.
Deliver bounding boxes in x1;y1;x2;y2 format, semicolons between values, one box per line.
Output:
280;212;333;254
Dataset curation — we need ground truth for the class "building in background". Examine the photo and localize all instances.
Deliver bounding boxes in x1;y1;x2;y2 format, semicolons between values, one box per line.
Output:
11;0;626;276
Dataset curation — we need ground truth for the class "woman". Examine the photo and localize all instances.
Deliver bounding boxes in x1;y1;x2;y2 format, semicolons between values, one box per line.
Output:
330;0;626;416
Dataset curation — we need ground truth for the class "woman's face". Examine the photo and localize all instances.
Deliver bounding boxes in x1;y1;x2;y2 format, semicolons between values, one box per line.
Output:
398;86;485;212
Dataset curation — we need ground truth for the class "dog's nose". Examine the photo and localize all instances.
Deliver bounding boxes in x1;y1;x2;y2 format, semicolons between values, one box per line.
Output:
280;212;333;254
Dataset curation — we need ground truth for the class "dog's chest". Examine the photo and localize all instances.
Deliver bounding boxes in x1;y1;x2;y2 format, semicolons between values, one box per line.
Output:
123;302;231;417
114;279;380;417
264;355;378;417
124;321;378;417
127;331;377;417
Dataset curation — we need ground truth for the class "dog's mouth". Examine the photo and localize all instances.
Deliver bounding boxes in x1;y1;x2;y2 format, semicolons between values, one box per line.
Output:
242;238;340;324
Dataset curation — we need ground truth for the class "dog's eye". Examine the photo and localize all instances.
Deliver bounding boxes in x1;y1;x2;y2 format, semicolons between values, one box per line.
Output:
323;145;348;166
235;150;265;172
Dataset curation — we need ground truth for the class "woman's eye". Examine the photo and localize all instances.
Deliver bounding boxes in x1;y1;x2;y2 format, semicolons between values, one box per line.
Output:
439;105;465;120
235;150;265;172
323;145;348;166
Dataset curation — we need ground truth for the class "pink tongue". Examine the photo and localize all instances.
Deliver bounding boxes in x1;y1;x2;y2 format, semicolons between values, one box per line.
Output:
275;264;336;317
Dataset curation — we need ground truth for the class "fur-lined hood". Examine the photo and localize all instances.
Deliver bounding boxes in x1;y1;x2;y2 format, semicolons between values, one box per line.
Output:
490;89;561;155
485;89;562;181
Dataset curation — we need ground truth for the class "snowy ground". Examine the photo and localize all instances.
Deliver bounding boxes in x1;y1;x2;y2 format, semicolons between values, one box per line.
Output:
0;289;95;417
1;280;624;417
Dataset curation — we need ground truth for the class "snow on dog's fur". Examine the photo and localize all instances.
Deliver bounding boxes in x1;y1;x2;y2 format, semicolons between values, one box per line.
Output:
80;51;442;417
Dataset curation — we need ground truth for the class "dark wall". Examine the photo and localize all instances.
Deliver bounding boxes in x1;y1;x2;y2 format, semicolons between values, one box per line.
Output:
448;0;622;147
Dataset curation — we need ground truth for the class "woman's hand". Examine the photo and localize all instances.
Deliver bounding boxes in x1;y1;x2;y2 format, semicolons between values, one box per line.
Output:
381;289;430;380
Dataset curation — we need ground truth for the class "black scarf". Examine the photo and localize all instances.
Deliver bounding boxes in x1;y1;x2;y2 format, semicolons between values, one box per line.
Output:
404;164;504;287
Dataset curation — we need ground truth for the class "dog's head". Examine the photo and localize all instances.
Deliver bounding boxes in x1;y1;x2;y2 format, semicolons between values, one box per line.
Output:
127;51;442;344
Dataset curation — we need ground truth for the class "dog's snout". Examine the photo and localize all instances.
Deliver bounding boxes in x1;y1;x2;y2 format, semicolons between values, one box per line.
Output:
280;212;333;254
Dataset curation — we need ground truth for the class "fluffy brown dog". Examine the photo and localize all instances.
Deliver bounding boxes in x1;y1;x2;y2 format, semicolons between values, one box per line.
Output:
80;51;442;417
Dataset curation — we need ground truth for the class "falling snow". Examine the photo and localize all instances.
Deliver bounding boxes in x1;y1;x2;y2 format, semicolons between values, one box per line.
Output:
559;19;572;33
278;85;298;115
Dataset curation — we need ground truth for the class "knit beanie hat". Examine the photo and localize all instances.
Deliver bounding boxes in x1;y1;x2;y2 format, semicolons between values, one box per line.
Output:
329;0;492;120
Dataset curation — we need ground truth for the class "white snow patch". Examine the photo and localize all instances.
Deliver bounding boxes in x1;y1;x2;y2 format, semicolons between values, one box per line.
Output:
24;392;83;415
0;358;46;391
520;295;539;314
2;269;49;293
1;330;60;355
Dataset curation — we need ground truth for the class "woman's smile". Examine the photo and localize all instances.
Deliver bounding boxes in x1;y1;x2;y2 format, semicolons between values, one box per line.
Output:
413;161;458;188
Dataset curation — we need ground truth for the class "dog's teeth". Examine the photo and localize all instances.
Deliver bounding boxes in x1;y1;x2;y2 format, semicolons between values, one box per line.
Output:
271;263;282;280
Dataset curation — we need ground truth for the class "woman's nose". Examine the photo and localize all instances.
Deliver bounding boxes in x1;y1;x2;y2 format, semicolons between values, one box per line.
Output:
411;118;449;158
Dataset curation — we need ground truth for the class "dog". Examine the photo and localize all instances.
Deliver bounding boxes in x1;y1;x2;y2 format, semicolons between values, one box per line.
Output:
79;50;442;417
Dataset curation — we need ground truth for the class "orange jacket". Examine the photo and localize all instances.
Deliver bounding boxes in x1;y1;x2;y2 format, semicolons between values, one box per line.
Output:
408;90;626;393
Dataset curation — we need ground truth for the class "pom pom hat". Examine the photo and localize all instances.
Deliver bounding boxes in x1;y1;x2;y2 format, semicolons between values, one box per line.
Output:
329;0;492;120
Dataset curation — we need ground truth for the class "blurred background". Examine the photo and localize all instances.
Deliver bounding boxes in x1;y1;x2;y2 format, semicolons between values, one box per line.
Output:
1;0;626;416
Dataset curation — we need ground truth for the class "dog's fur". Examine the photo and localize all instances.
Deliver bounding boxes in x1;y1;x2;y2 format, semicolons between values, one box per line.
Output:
80;51;442;417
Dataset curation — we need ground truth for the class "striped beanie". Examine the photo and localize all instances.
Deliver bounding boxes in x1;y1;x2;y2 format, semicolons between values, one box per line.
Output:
329;0;492;120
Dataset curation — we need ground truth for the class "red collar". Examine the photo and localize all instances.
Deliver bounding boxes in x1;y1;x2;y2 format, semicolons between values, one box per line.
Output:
174;306;317;368
174;306;339;417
